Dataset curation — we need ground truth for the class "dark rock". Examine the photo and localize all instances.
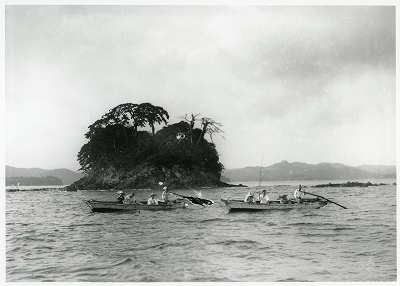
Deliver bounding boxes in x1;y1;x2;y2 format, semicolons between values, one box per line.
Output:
67;164;229;190
312;181;387;188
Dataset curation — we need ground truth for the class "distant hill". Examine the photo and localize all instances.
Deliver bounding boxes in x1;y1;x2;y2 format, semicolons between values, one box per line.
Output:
6;166;84;185
222;160;396;182
6;176;63;186
355;164;396;174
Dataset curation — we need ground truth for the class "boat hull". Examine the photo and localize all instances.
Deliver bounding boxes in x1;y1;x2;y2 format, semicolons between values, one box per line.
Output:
84;199;188;212
221;199;328;212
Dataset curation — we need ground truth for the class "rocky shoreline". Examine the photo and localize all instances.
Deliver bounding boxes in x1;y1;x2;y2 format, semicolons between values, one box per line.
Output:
312;181;395;188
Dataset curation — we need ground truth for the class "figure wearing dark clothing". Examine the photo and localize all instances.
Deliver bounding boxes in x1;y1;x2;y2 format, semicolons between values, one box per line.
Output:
116;191;125;204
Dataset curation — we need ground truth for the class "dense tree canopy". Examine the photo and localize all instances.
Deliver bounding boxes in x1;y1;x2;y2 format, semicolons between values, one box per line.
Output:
84;102;169;140
77;103;224;188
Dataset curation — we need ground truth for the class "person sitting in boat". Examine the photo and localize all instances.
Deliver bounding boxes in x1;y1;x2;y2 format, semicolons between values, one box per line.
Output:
244;192;256;203
294;184;306;203
279;194;288;204
258;189;270;204
123;192;137;205
116;191;126;204
147;193;159;205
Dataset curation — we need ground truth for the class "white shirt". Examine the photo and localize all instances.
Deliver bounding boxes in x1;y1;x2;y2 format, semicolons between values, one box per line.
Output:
259;193;270;204
294;188;302;199
147;197;158;205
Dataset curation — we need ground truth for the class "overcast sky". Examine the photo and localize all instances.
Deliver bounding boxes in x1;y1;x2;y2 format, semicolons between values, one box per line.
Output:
5;4;396;172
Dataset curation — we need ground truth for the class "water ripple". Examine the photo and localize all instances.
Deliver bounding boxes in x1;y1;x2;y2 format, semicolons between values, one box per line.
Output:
6;185;397;282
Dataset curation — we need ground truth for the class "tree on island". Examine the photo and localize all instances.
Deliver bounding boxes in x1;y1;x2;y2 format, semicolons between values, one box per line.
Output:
180;113;225;145
74;103;225;190
84;103;169;140
78;102;169;173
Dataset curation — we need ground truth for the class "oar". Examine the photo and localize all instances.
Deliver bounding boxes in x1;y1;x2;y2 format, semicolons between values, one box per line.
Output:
171;192;213;206
304;191;347;209
171;192;202;205
158;182;213;206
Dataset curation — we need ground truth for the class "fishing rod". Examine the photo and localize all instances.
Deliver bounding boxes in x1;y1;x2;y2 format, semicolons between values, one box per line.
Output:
258;151;266;187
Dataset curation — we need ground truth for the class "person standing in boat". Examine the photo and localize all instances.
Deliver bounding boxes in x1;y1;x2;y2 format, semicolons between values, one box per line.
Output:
161;186;171;203
258;189;270;204
294;184;306;203
147;193;159;205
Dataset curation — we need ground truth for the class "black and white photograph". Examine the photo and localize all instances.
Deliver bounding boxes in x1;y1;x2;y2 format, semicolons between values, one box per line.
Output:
4;2;397;282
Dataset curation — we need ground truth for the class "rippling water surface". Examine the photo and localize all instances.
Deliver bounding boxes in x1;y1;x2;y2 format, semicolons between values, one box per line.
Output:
6;182;397;282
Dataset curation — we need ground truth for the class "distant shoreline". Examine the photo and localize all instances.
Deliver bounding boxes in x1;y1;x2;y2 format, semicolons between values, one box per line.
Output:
228;178;396;188
6;185;68;192
6;179;396;192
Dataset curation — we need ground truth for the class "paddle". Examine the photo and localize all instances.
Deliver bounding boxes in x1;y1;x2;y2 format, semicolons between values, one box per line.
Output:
158;181;213;206
303;191;347;209
171;192;214;206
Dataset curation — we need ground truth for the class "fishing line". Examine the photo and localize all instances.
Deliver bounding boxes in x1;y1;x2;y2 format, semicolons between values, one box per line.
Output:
258;150;267;187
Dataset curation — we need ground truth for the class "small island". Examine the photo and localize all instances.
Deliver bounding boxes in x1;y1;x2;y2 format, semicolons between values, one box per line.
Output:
312;181;391;188
67;102;233;191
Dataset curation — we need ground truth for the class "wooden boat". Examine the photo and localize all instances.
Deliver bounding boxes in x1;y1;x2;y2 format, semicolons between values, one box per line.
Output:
221;198;328;212
83;199;188;212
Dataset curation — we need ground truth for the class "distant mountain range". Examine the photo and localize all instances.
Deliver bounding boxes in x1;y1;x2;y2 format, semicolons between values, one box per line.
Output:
5;161;397;186
221;160;396;182
6;166;84;186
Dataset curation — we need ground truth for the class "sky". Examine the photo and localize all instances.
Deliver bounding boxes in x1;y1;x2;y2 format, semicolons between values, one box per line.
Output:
4;4;397;172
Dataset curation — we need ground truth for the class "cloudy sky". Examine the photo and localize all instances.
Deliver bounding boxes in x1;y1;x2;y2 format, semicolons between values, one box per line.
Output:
5;4;396;172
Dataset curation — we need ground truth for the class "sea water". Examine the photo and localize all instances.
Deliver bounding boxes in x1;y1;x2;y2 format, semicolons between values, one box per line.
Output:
5;182;397;282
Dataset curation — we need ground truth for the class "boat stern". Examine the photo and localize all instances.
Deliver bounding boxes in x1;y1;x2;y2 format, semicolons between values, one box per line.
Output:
83;199;95;211
220;199;232;210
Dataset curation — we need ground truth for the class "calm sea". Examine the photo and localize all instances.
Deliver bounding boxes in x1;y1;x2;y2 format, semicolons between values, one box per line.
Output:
6;180;397;282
